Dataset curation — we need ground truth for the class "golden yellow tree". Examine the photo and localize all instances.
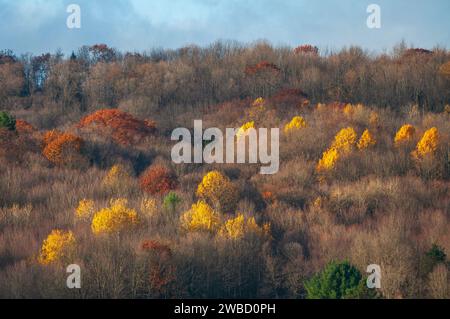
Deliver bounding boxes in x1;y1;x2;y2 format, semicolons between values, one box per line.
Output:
394;124;416;146
412;127;440;159
196;171;238;212
316;127;357;174
219;214;270;239
316;148;340;172
38;230;76;265
91;198;139;235
180;201;220;232
284;116;307;133
357;129;376;150
330;127;357;154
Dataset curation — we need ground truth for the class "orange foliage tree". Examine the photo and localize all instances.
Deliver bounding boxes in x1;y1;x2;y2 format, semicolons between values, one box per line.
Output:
139;165;178;195
42;131;84;166
78;109;157;145
15;120;35;134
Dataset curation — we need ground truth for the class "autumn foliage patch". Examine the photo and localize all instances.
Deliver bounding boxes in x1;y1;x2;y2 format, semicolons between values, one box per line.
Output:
78;109;157;145
245;61;281;75
42;131;84;166
139;165;178;195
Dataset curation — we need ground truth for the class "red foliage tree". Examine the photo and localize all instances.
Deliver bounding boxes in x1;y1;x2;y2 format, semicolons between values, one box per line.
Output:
78;109;157;145
294;45;319;55
139;165;177;195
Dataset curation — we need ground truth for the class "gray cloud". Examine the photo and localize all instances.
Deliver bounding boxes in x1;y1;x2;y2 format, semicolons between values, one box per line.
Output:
0;0;448;55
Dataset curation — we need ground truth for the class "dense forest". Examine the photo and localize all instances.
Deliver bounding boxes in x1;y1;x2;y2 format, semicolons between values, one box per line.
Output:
0;41;449;298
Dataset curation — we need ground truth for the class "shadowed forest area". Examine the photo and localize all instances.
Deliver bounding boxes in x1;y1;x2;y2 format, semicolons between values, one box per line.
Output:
0;41;449;298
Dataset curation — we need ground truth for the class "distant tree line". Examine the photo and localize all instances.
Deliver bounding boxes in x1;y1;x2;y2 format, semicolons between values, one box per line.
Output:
0;41;449;117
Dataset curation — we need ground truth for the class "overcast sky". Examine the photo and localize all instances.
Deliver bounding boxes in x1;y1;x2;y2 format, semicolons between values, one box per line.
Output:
1;0;449;55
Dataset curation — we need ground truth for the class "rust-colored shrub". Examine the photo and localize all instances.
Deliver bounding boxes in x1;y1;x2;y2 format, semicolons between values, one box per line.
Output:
15;120;35;134
78;109;157;145
270;88;309;108
245;61;280;75
42;129;63;146
139;165;177;195
294;45;319;55
42;132;84;166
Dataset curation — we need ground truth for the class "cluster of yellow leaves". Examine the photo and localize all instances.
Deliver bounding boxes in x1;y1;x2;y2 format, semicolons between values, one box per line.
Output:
317;148;340;172
180;201;220;232
357;129;376;150
75;199;95;220
394;124;416;146
284;116;307;133
236;121;255;139
196;171;238;212
219;214;270;239
102;164;130;188
38;230;76;265
412;127;440;159
91;198;139;235
330;127;357;154
252;97;265;107
140;197;158;218
317;127;357;172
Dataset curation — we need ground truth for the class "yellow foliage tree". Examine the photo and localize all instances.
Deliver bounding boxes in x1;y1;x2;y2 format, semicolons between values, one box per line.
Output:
316;148;340;172
219;214;270;239
180;201;220;232
394;124;416;146
91;198;139;235
412;127;440;159
38;230;76;265
284;116;307;133
196;171;238;212
330;127;357;154
357;129;376;150
316;127;357;174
